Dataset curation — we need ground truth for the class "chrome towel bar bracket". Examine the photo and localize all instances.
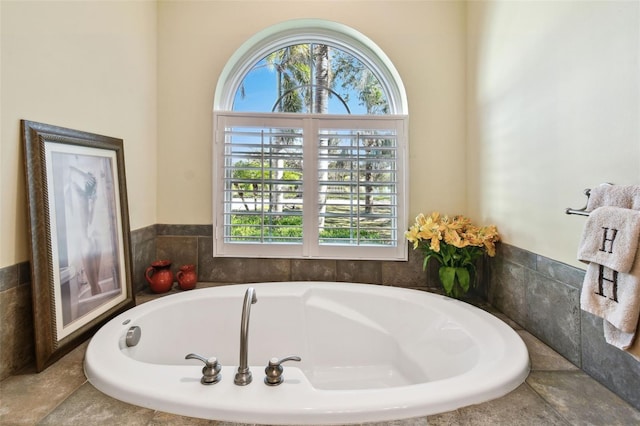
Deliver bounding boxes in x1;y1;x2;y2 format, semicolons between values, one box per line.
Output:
566;188;592;216
566;183;615;216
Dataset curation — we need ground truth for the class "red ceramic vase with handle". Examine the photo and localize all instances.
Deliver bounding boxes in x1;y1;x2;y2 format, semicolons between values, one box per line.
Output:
145;260;174;293
176;264;197;290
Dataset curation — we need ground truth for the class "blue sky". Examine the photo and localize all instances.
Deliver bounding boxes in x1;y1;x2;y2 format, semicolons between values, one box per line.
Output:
232;57;370;115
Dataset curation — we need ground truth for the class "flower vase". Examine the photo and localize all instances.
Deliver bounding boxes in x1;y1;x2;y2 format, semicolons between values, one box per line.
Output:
176;264;197;290
438;266;471;299
145;260;174;293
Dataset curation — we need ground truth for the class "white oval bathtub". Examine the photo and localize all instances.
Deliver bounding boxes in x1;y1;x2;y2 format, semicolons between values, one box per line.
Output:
84;282;529;424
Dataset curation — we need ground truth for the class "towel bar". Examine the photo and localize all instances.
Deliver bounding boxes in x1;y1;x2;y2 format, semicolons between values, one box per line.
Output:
566;183;615;216
566;188;592;216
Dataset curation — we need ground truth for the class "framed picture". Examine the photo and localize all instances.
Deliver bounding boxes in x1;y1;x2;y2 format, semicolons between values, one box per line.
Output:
22;120;135;372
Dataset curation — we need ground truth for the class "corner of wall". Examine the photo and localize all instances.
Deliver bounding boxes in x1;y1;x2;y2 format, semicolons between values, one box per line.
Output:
489;243;640;410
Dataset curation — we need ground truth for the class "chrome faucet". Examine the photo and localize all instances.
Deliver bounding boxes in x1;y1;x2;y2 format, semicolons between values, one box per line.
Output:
234;287;257;385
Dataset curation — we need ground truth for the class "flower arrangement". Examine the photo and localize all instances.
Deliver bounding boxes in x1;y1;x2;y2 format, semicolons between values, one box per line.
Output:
405;212;500;298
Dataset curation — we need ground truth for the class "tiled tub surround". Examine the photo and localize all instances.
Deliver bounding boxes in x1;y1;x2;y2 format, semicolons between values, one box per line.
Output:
487;244;640;410
2;285;639;425
0;261;33;380
0;224;639;412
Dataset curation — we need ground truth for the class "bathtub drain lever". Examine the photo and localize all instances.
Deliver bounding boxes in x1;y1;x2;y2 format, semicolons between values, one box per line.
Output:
185;353;222;385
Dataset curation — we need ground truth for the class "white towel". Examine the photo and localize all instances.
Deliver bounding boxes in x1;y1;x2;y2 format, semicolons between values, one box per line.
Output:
603;320;640;361
579;184;640;359
581;247;640;334
587;184;640;212
577;206;640;273
601;242;640;360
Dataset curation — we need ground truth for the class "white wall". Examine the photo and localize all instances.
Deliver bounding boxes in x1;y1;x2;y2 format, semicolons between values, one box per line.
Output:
0;0;158;267
2;0;467;269
467;0;640;268
156;0;468;224
10;1;625;271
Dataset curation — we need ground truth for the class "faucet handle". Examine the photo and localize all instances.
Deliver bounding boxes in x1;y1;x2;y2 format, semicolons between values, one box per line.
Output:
264;355;301;386
185;353;222;385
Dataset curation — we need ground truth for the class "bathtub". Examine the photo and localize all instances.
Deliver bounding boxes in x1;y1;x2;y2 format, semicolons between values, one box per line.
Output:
84;282;529;424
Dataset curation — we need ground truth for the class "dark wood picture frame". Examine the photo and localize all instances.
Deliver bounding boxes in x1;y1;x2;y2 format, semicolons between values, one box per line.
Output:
22;120;135;372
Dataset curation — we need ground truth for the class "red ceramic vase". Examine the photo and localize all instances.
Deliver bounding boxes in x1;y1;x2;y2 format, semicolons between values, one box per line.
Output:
145;260;174;293
176;264;197;290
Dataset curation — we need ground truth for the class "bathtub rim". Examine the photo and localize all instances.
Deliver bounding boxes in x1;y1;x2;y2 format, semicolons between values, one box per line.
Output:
84;281;530;424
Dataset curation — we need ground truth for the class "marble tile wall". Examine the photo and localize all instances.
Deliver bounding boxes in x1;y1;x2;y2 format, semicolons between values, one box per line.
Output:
3;303;639;425
0;262;33;380
1;224;638;411
487;243;640;410
152;224;442;288
130;224;157;294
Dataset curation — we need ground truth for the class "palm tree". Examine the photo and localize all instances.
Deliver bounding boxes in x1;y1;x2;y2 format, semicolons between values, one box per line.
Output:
333;51;390;214
257;44;390;231
312;44;331;230
267;44;331;227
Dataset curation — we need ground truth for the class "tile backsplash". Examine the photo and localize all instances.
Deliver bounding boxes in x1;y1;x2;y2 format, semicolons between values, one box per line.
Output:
486;244;640;410
0;261;33;380
1;224;638;411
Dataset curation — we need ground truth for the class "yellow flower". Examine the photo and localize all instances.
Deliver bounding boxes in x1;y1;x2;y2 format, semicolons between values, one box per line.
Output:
404;226;421;249
449;215;470;230
484;241;497;257
478;225;500;256
406;211;500;256
443;227;463;247
405;213;446;252
405;211;500;297
427;211;441;224
429;234;442;252
459;226;479;246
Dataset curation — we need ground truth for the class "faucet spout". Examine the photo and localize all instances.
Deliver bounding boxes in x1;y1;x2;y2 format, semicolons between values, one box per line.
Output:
234;287;257;385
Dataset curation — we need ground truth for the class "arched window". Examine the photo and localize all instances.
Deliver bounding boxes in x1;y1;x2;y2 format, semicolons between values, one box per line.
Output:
233;43;389;115
213;19;408;260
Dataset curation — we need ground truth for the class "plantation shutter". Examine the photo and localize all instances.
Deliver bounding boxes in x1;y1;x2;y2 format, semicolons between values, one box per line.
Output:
317;127;398;243
213;112;407;260
312;118;405;259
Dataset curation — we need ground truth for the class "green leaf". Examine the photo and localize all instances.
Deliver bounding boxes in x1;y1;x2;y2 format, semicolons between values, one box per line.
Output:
423;254;432;271
439;266;456;295
441;245;453;266
455;267;470;292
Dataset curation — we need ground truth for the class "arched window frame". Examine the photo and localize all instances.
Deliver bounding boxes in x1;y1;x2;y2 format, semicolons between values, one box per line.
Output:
214;19;408;114
213;19;409;261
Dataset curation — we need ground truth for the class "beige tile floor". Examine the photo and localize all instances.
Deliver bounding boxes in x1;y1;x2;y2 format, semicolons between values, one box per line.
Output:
2;286;639;426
